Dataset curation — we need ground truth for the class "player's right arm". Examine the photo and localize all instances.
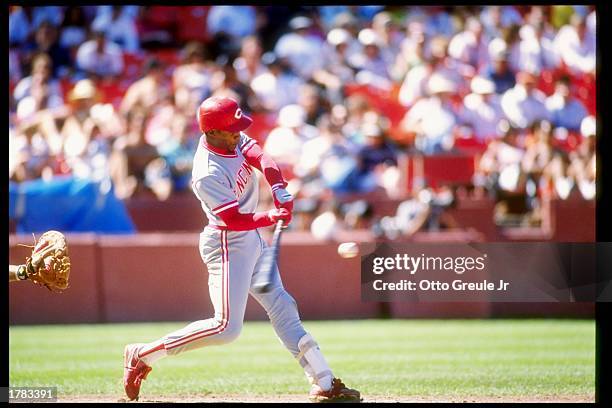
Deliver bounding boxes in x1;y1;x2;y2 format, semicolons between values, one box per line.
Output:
193;176;291;231
239;135;293;212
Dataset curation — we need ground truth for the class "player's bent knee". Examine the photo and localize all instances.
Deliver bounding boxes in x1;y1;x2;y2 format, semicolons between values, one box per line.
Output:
218;321;242;344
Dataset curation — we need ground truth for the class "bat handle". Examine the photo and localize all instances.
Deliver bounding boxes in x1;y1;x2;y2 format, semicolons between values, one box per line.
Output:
270;220;284;255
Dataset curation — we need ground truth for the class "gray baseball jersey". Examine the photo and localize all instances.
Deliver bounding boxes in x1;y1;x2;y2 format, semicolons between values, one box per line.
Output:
191;132;262;228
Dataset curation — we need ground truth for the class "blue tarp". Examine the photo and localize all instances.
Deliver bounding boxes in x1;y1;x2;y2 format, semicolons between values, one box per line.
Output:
9;176;135;234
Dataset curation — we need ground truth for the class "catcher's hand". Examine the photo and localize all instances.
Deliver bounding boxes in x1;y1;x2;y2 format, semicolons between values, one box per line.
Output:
22;231;71;292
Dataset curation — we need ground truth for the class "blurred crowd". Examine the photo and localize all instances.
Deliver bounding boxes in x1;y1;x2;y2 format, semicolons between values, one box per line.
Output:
9;5;596;237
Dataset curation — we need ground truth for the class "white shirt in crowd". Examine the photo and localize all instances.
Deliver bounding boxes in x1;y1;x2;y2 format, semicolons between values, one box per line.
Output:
319;43;357;84
274;32;325;80
263;125;318;166
554;23;595;75
510;25;560;75
76;39;124;77
402;96;456;152
398;64;464;108
92;10;140;52
232;58;269;85
250;71;304;111
448;29;490;69
545;92;588;131
13;76;63;103
459;93;505;142
207;6;257;39
500;84;551;129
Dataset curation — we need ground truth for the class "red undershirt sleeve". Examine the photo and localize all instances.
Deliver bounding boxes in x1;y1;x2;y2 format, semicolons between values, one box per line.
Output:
240;138;287;193
217;206;273;231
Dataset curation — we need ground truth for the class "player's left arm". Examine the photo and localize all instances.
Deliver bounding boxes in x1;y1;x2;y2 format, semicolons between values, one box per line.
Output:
8;264;28;282
240;135;293;211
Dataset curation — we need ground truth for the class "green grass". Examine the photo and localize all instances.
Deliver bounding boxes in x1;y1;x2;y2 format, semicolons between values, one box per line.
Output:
9;319;595;400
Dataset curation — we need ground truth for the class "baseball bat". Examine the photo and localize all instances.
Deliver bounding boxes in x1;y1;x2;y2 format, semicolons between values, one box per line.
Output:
252;220;284;294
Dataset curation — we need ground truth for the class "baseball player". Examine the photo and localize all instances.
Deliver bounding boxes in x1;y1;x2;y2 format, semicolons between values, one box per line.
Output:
123;97;361;403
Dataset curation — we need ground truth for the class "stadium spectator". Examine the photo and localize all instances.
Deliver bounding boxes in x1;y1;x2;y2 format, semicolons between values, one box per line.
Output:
479;6;523;39
375;186;434;239
15;73;65;131
330;12;363;56
9;6;65;46
313;28;358;104
233;36;268;85
398;36;467;108
13;53;63;105
173;42;213;116
61;80;124;167
135;6;177;48
263;104;318;170
297;84;328;128
554;12;595;75
476;120;531;223
250;52;303;111
569;116;595;200
342;94;372;144
513;6;560;75
207;6;257;57
9;6;33;46
110;111;171;200
391;20;426;82
9;48;23;85
75;28;124;79
405;6;455;39
144;93;180;148
120;58;169;120
371;11;403;57
59;6;89;51
310;198;347;241
521;120;555;196
22;20;72;78
209;62;263;113
274;16;325;80
155;113;196;193
400;73;459;154
458;75;505;142
351;28;394;90
352;122;398;193
541;150;576;200
10;101;55;183
92;5;140;53
501;70;551;129
448;17;489;70
294;113;359;194
481;39;516;94
545;77;588;132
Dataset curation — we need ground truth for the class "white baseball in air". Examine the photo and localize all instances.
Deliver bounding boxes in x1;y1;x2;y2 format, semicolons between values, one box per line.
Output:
337;242;359;259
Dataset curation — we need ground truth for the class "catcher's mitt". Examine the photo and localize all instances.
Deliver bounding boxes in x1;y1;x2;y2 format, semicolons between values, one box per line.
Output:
22;230;71;292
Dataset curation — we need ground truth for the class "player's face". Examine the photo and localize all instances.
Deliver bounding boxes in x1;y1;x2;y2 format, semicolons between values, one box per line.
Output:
208;130;241;151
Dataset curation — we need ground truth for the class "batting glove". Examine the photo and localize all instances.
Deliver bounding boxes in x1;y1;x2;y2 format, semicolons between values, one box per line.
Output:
268;208;292;224
273;188;294;212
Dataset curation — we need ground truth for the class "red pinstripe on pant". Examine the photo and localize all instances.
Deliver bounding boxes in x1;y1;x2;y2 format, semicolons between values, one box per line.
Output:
164;230;230;350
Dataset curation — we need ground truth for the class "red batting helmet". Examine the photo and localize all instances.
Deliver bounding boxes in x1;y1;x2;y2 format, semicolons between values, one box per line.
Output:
197;96;252;133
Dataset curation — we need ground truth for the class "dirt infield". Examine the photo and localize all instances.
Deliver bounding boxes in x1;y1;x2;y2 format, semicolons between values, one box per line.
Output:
58;394;595;403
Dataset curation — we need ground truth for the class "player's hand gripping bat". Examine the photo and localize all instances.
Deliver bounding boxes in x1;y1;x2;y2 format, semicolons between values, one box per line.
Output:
252;220;284;294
